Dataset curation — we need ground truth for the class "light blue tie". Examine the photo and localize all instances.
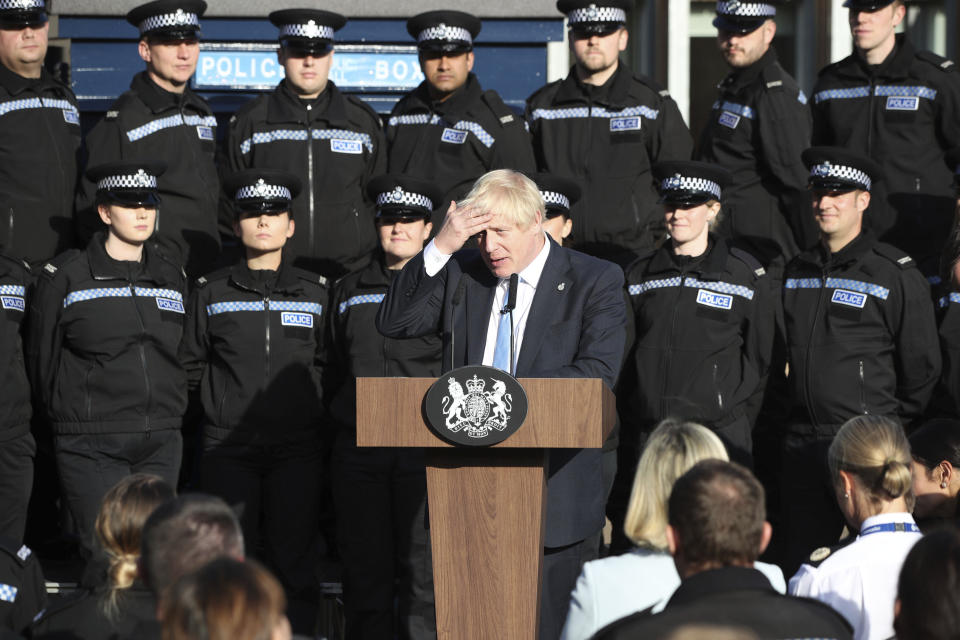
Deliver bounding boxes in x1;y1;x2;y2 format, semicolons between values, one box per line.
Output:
492;281;512;373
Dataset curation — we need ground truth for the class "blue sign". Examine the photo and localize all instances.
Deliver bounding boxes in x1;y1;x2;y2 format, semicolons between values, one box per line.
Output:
194;45;424;92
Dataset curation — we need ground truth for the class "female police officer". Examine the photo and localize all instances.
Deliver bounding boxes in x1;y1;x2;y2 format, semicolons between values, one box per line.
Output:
27;161;186;557
622;160;774;465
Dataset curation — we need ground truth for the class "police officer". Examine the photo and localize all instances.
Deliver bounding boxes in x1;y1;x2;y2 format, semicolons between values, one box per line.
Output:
178;169;328;631
26;161;187;557
532;173;580;246
0;536;45;635
386;10;535;219
0;0;80;266
0;252;31;543
526;0;693;267
698;0;813;259
811;0;960;275
622;161;774;465
328;175;442;640
930;147;960;418
225;10;386;280
76;0;219;277
778;147;940;574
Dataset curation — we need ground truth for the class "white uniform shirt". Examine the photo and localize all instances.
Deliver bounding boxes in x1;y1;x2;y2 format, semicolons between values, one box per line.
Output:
789;512;922;640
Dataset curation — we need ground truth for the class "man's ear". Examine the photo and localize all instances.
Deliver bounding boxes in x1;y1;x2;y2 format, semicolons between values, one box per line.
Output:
666;524;679;556
759;521;772;556
465;50;475;72
138;39;152;64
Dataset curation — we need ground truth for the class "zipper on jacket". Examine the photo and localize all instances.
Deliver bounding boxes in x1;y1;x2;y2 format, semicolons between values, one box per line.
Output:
264;295;271;385
802;268;829;427
858;359;867;414
6;207;12;248
867;76;876;155
129;281;152;435
659;270;686;417
306;119;316;256
713;362;724;412
84;366;94;421
39;94;67;216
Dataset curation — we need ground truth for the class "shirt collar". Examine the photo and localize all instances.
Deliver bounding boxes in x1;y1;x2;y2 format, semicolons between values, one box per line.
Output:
859;512;916;534
506;232;551;290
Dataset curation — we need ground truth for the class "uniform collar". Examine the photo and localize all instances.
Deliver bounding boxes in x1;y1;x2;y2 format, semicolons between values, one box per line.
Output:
409;72;483;119
666;567;774;608
556;61;632;107
722;47;777;93
853;33;915;79
228;257;302;294
0;63;58;96
646;234;728;277
131;71;206;114
86;231;164;283
267;79;349;127
859;512;917;535
357;254;394;287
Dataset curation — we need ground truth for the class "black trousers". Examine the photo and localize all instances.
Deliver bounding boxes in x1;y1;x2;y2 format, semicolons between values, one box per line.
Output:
54;430;182;556
540;531;601;640
0;432;35;543
331;431;435;640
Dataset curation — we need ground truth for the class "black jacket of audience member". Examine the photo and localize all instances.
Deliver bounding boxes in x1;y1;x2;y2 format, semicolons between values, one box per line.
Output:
0;536;46;636
26;234;188;436
595;567;853;639
0;253;30;442
30;582;155;640
178;260;329;444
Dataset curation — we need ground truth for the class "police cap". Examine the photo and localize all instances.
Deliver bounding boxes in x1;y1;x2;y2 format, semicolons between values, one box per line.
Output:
88;161;166;208
531;173;581;219
367;174;442;220
842;0;900;10
126;0;206;40
946;147;960;192
224;169;302;216
713;0;781;35
0;0;47;29
653;161;731;206
802;146;883;193
407;11;481;55
269;9;345;57
558;0;634;36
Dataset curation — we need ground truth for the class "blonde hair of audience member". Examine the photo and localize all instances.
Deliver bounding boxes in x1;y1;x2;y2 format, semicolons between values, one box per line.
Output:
828;415;915;528
457;169;546;231
162;558;291;640
95;473;175;620
623;419;728;549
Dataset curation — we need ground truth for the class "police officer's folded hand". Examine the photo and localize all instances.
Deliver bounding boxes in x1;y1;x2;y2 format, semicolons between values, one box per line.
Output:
433;200;494;255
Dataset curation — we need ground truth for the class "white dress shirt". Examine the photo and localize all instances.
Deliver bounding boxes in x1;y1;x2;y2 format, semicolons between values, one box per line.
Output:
422;236;552;373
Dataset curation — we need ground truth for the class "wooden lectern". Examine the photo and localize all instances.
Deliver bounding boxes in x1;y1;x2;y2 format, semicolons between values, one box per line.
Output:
356;377;616;640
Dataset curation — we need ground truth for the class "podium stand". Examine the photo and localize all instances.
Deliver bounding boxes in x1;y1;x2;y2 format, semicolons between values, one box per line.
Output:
357;377;616;640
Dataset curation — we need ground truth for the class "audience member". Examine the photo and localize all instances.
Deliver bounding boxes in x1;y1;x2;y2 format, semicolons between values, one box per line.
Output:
893;528;960;640
908;419;960;531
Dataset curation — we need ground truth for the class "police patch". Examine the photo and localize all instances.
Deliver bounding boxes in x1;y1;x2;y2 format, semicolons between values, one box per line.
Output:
696;289;733;310
0;583;17;603
441;128;468;144
886;96;919;111
196;125;214;140
831;289;867;308
62;109;80;125
331;139;363;154
718;111;741;129
1;295;24;311
281;312;313;328
609;116;641;132
156;297;185;313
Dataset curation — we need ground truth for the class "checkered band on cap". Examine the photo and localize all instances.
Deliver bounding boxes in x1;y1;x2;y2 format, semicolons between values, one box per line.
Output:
567;5;628;24
0;0;43;11
235;179;291;201
138;9;199;34
376;186;433;211
540;190;571;210
417;24;472;45
661;175;722;200
97;170;158;192
715;1;776;17
810;162;872;191
280;21;335;40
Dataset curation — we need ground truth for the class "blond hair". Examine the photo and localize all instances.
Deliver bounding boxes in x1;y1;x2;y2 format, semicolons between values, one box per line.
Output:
623;419;728;549
458;169;545;230
828;415;915;510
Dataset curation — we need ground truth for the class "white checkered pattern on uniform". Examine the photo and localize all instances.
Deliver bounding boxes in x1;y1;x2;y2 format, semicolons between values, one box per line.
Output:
813;86;871;104
685;278;754;300
0;583;17;603
874;84;938;100
385;114;494;148
628;277;682;296
713;100;755;119
280;21;334;40
387;114;440;127
529;104;660;122
239;128;372;154
540;190;570;210
126;114;217;143
63;287;182;308
0;285;25;296
715;1;776;17
938;292;960;309
207;300;323;316
138;9;199;34
417;24;472;44
784;277;890;300
809;162;871;191
0;96;79;120
376;187;433;211
660;175;722;201
339;293;385;314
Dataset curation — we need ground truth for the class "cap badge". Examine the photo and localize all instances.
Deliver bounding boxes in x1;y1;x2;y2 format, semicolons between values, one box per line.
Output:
389;186;404;203
174;8;187;24
586;4;600;20
812;162;832;178
664;173;683;189
254;179;268;197
134;169;151;187
558;282;566;291
728;0;741;10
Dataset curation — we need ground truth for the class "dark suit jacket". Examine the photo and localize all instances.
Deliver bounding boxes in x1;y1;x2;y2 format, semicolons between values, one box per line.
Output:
594;567;854;640
376;237;626;547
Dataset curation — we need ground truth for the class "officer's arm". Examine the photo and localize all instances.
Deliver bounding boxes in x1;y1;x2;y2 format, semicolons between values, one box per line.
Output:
648;95;693;163
741;269;779;424
375;250;448;340
934;67;960;151
893;271;942;423
74;116;124;247
323;281;351;414
177;282;210;391
809;80;833;146
489;114;537;173
24;269;66;413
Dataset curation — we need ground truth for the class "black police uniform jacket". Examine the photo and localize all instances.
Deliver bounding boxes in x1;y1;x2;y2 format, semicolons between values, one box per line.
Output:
76;73;220;276
812;35;960;263
0;254;30;443
225;81;386;279
327;256;441;431
0;64;80;265
0;537;45;635
525;63;693;262
386;73;536;206
698;48;814;257
782;231;940;432
179;260;329;444
26;234;187;436
622;236;774;431
30;581;154;640
928;288;960;418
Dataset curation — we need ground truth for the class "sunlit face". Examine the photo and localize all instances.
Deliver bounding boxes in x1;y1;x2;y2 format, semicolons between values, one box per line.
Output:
542;214;573;246
812;188;869;246
911;460;950;519
569;27;627;76
717;20;774;69
477;212;544;279
377;215;432;263
279;48;333;99
419;51;473;98
665;201;718;247
234;212;295;253
0;21;47;77
98;204;157;245
849;4;904;55
139;37;200;92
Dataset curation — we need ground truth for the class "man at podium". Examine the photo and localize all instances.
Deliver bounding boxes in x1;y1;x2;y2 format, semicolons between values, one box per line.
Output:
377;169;627;639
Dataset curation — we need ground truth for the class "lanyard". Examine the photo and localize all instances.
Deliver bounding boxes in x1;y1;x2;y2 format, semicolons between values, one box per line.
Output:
860;522;920;536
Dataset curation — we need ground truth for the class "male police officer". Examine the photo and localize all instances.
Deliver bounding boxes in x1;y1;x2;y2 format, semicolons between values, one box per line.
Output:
526;0;692;267
386;10;535;218
0;0;80;265
531;173;580;246
779;147;940;575
699;0;813;259
225;10;386;280
77;0;219;277
811;0;960;275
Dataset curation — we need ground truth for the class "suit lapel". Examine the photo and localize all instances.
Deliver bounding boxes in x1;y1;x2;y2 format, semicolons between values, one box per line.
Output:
464;267;497;366
516;241;572;376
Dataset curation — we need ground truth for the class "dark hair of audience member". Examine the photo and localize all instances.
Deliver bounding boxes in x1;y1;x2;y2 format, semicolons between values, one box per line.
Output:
939;218;960;289
161;557;289;640
829;415;915;512
909;419;960;473
140;494;244;602
893;528;960;640
95;473;175;619
667;459;765;570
